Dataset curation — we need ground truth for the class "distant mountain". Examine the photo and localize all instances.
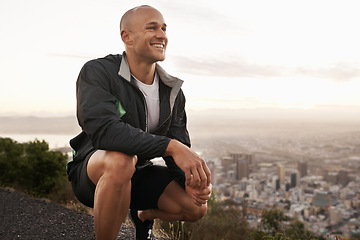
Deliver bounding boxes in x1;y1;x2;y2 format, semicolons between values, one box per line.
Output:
0;116;80;134
186;107;360;139
187;106;360;122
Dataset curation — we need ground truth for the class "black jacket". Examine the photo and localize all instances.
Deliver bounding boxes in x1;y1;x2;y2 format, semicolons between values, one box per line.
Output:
67;53;190;181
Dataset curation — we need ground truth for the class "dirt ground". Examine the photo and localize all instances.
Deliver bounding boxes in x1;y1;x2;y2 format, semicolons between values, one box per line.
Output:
0;187;137;239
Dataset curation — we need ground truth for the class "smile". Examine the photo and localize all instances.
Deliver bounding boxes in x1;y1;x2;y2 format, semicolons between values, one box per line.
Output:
151;43;165;49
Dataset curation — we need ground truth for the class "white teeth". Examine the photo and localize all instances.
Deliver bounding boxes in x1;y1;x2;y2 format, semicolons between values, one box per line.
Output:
152;44;164;48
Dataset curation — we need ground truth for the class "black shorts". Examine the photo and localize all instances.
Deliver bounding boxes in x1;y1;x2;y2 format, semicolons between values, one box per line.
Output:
70;150;185;210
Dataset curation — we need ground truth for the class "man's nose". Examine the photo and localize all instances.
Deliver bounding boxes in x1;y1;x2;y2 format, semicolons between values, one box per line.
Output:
156;29;167;39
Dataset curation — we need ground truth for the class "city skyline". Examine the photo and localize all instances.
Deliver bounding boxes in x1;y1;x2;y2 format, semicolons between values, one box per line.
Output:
210;133;360;238
1;0;360;116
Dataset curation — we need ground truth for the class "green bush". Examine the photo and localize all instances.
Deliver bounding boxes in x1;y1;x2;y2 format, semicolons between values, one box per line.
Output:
0;138;24;184
260;208;288;235
0;137;72;203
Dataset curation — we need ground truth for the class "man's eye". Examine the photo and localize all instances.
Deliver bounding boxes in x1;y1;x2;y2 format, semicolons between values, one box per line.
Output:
162;28;167;32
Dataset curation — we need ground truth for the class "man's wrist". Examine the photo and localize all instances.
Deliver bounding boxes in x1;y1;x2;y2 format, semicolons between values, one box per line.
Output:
164;139;180;157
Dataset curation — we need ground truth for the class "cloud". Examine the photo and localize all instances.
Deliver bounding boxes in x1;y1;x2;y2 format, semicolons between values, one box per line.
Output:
170;54;360;81
295;62;360;81
170;55;282;78
46;53;96;60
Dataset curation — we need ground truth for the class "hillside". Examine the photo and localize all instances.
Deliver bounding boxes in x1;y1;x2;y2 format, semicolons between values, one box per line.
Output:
0;187;166;239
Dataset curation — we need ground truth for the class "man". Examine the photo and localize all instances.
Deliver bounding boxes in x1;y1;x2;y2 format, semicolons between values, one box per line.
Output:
67;5;212;240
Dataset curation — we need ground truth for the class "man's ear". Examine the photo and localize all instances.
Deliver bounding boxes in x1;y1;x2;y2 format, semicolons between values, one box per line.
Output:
121;30;132;45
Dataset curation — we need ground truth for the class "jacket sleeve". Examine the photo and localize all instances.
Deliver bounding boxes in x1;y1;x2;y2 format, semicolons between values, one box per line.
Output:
76;60;171;160
166;90;191;147
163;90;191;188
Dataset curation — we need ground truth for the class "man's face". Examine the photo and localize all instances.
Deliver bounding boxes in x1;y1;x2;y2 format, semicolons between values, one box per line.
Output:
128;8;168;63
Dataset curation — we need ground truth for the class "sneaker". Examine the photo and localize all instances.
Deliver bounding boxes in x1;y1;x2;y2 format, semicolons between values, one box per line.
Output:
129;209;154;240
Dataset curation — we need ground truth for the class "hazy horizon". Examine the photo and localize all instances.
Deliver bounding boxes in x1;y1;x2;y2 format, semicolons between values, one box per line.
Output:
1;105;359;121
1;109;360;151
1;107;359;137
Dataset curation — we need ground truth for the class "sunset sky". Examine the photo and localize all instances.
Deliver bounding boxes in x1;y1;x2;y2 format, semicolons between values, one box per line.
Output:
1;0;359;116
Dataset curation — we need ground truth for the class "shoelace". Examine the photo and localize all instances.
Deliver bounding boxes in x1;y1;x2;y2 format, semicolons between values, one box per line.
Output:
146;229;152;239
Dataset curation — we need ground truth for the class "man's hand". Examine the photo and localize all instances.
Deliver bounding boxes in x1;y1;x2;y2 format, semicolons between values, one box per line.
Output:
165;139;211;189
186;184;212;206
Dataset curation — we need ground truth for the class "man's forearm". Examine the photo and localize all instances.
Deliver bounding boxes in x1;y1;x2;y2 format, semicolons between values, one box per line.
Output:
164;139;181;157
164;139;211;189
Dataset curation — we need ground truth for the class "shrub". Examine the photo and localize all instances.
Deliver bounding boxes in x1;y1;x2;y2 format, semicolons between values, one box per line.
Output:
0;137;72;202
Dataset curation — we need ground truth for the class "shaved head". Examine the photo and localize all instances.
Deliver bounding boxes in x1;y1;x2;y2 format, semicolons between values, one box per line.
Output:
119;5;168;66
120;5;161;32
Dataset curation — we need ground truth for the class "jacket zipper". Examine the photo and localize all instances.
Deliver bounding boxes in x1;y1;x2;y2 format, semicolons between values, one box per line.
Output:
130;77;173;133
144;96;148;132
153;114;171;133
132;83;149;132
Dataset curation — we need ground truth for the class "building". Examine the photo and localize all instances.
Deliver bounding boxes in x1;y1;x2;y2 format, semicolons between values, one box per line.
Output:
230;152;252;180
237;160;249;180
220;152;253;182
291;172;297;188
278;164;285;184
275;179;280;191
338;170;349;186
298;161;307;178
313;190;331;208
329;206;342;225
230;152;253;165
221;156;236;181
207;161;218;185
285;183;290;192
327;172;338;184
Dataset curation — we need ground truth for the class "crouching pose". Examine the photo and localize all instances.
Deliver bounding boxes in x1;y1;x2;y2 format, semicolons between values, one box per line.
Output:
67;5;212;240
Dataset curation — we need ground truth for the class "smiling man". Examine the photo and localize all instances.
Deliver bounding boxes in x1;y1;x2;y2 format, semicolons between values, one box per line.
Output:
66;5;212;240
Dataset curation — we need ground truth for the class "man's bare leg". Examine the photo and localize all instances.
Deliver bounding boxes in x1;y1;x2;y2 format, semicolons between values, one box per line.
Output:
138;181;208;223
87;150;137;240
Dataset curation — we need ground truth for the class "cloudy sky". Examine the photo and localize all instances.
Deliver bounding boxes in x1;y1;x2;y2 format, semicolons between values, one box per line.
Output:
1;0;359;116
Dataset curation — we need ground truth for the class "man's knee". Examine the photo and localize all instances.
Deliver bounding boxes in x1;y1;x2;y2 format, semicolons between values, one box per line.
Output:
187;204;207;222
103;151;137;182
88;150;137;185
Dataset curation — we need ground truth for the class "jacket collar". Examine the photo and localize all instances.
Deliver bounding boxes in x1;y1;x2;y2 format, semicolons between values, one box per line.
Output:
118;52;132;83
118;52;183;89
118;52;184;112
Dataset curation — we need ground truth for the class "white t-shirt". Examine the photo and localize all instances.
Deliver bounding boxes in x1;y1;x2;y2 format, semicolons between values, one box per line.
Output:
133;73;160;132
